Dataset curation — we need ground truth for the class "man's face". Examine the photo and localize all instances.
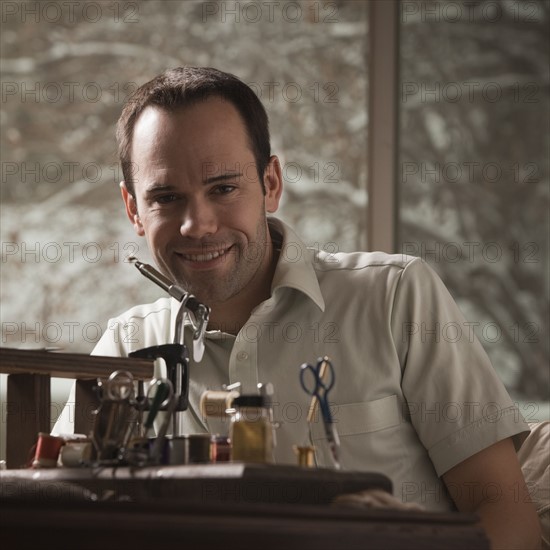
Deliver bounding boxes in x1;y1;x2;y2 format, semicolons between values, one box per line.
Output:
122;97;282;308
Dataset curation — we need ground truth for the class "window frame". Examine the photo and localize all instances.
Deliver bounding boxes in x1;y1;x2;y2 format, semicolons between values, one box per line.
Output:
367;0;399;253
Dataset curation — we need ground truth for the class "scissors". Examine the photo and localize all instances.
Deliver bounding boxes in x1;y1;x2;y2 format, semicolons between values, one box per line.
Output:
299;356;341;470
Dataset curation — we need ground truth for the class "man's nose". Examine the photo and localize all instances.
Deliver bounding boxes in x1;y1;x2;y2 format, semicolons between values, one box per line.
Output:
179;198;218;239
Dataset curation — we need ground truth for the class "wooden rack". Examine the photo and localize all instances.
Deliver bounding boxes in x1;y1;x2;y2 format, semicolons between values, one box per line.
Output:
0;347;154;468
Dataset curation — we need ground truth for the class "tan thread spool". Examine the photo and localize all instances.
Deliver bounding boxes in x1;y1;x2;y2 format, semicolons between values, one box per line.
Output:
200;390;239;419
293;445;316;467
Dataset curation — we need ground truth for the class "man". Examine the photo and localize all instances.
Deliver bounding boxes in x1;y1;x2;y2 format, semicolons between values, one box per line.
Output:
54;67;540;548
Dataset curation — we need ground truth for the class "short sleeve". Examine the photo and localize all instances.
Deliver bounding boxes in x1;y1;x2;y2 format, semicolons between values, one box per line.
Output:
390;257;529;476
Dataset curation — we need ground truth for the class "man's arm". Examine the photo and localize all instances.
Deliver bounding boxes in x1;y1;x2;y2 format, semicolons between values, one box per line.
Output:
442;437;541;549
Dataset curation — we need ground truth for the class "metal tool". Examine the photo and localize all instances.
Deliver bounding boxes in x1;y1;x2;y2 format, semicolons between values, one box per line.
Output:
299;356;341;470
128;257;210;435
91;370;139;463
128;257;210;361
143;379;172;436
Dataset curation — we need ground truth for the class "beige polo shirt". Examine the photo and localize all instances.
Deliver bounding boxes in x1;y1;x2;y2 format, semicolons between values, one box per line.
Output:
54;218;528;511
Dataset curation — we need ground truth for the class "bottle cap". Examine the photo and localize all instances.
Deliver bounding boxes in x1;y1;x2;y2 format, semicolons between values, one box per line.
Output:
233;395;265;408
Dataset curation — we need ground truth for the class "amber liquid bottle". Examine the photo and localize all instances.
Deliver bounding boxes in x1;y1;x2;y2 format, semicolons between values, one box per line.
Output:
230;395;274;463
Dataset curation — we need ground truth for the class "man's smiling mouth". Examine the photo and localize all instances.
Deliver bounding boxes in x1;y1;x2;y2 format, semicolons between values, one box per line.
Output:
178;246;232;263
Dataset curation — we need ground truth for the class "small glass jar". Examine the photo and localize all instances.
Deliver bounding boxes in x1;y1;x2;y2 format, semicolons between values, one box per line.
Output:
229;395;274;463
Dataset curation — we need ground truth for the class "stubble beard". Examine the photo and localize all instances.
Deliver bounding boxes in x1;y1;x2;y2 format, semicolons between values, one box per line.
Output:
168;217;271;308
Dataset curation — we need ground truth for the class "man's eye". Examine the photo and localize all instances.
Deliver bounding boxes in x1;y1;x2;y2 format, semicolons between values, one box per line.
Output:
213;185;236;195
155;194;178;204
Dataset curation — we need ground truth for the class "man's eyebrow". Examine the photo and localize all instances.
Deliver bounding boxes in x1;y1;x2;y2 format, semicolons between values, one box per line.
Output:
203;173;242;184
144;184;176;195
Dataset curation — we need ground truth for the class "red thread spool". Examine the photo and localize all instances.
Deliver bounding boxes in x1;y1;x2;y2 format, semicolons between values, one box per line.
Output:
212;436;231;462
32;433;65;468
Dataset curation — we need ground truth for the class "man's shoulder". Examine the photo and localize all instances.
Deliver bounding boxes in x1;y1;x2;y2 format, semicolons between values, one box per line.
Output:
93;296;174;356
107;296;173;324
313;249;419;273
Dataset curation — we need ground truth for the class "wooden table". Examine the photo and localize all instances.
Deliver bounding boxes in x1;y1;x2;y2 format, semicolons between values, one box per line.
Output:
0;463;490;549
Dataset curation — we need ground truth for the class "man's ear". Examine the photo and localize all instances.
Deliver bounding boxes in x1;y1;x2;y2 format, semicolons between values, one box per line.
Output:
264;155;283;213
120;181;145;236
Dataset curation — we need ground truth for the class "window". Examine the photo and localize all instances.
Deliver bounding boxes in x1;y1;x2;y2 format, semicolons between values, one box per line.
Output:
397;0;549;412
0;0;370;458
0;0;369;352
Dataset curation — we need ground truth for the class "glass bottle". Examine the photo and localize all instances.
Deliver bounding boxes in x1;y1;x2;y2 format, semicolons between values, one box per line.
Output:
229;395;274;463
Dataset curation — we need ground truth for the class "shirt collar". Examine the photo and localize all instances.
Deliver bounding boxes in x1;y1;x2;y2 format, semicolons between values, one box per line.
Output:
170;217;326;333
268;217;325;312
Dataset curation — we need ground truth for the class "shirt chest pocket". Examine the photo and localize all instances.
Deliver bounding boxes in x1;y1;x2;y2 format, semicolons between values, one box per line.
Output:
309;395;402;469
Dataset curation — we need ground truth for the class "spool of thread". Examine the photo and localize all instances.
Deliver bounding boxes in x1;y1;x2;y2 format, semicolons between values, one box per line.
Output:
32;433;65;468
59;440;92;467
200;390;239;419
167;434;213;464
212;435;231;462
293;445;316;467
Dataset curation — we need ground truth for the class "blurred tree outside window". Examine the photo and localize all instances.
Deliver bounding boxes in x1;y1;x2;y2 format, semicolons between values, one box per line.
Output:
1;0;546;463
397;0;549;414
0;0;369;352
0;0;369;458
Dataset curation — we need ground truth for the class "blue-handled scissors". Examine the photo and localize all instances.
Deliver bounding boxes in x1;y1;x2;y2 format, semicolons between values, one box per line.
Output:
300;356;341;469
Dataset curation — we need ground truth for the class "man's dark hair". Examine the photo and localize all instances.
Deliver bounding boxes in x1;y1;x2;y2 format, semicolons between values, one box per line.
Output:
116;67;271;195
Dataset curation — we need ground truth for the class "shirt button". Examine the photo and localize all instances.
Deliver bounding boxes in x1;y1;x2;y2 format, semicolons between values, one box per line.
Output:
237;351;248;361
